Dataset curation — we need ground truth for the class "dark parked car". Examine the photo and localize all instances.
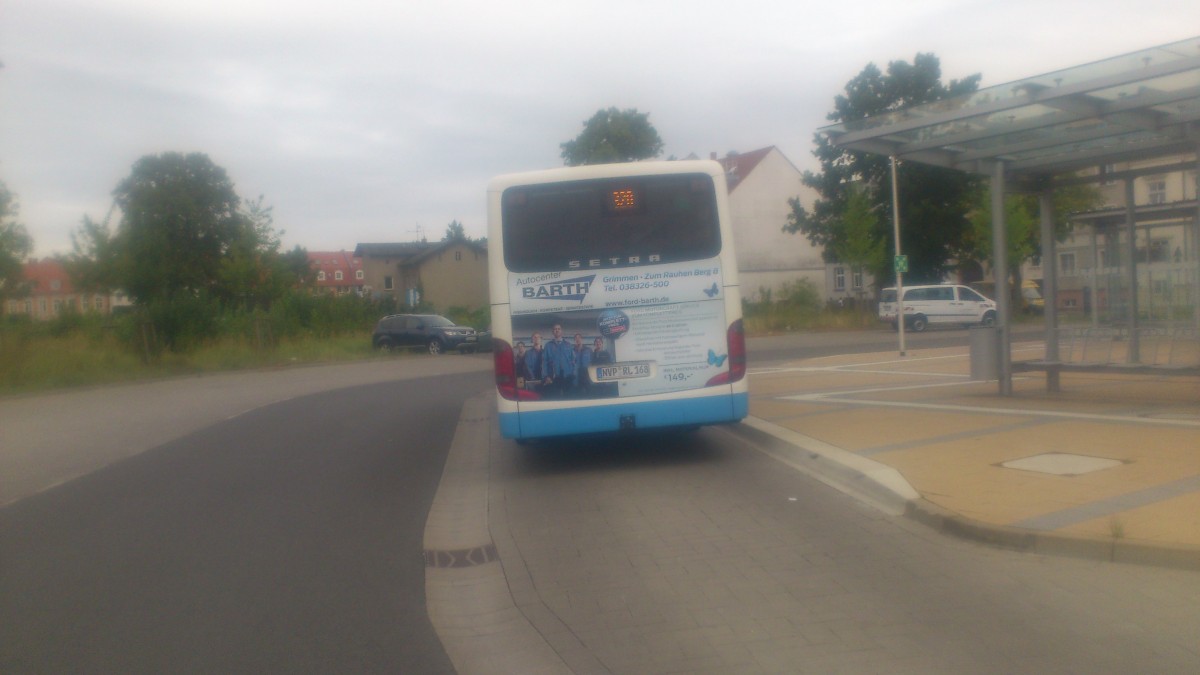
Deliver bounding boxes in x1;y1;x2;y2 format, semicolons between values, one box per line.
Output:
372;314;479;355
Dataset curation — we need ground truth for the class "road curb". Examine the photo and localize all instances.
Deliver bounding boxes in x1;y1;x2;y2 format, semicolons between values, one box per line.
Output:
738;416;1200;572
906;498;1200;572
731;417;919;516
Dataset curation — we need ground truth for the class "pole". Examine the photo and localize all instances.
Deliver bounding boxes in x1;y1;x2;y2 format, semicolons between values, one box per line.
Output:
991;161;1012;395
891;156;906;357
1039;190;1059;392
1125;178;1140;363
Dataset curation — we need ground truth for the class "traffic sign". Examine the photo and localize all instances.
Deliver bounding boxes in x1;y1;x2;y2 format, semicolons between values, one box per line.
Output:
894;255;909;274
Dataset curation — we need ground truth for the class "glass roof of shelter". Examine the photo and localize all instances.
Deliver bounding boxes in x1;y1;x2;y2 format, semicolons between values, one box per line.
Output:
822;36;1200;180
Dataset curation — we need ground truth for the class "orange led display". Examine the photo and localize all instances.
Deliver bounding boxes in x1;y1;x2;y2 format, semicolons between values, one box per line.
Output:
610;188;637;210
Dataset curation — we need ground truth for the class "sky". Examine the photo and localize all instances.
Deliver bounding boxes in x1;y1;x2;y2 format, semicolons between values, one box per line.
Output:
2;0;1197;257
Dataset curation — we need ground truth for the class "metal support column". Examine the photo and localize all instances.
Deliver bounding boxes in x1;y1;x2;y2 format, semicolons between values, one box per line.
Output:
991;161;1012;395
1039;190;1059;392
1195;149;1200;333
890;156;907;357
1125;179;1140;363
1090;226;1099;328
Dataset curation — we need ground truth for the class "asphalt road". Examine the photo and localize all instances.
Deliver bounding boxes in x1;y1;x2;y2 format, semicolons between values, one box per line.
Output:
1;370;490;674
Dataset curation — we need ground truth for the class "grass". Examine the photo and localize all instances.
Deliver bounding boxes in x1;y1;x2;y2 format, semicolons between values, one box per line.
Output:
0;282;887;397
6;295;1078;397
743;307;880;336
0;328;392;397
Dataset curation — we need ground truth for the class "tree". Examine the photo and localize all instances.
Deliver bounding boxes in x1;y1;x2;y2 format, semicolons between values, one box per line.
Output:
829;186;886;307
960;183;1101;303
108;152;245;305
442;219;466;242
216;195;310;311
67;213;121;294
70;154;308;315
785;54;982;285
0;180;34;303
560;107;664;166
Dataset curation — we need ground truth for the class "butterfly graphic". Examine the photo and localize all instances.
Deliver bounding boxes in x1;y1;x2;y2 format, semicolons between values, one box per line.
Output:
707;349;727;367
702;282;719;298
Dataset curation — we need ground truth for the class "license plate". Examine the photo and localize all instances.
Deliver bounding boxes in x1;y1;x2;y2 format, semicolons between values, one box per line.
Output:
465;336;477;342
594;362;652;382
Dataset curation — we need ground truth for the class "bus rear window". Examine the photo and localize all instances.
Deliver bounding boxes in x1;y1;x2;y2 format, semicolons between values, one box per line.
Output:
501;173;721;272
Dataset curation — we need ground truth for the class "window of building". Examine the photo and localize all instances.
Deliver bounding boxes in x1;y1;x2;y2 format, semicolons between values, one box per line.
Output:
833;266;845;291
25;300;32;314
455;251;462;261
1147;177;1166;205
356;270;364;280
1099;164;1116;185
1059;252;1076;275
335;270;343;281
95;296;104;310
384;275;394;291
1144;239;1169;263
852;268;863;289
317;271;326;281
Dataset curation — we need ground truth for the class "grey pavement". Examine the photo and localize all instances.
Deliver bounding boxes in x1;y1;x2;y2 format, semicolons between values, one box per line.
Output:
425;339;1200;673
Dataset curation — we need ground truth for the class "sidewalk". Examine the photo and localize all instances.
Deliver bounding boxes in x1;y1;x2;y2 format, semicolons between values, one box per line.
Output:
743;339;1200;570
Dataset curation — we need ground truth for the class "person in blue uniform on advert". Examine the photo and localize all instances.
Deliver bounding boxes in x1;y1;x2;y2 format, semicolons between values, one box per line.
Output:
590;337;612;365
541;323;575;398
513;341;532;387
524;332;545;393
573;333;592;396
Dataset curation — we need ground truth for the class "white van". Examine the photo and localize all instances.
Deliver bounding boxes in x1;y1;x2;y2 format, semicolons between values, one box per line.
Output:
878;284;997;332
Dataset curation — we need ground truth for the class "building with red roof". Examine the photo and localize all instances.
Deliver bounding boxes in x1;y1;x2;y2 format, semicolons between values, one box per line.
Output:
3;258;130;320
306;250;365;295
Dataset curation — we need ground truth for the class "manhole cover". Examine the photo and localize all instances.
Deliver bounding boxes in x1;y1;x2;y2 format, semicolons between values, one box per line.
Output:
1001;453;1122;476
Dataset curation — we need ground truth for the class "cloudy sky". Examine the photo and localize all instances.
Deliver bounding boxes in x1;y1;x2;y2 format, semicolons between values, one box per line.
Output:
3;0;1197;257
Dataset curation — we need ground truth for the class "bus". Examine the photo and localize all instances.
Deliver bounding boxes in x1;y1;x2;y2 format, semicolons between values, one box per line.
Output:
487;160;748;440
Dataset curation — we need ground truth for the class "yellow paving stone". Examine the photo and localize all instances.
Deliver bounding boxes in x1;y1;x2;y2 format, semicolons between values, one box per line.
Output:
873;422;1200;526
778;408;1017;453
748;399;841;420
1056;491;1200;547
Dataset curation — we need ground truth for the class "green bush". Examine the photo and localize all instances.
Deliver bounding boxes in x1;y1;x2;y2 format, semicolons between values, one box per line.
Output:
0;290;490;395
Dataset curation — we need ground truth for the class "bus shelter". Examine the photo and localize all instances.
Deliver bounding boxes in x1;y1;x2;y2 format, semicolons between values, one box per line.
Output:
820;36;1200;394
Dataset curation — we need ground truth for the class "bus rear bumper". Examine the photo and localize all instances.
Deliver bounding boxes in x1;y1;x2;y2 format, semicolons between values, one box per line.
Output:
499;392;749;440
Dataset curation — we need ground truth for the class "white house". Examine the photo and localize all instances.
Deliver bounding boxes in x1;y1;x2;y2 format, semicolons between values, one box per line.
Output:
714;147;827;302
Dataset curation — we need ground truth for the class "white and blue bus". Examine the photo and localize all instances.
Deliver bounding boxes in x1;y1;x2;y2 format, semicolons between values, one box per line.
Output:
487;160;748;440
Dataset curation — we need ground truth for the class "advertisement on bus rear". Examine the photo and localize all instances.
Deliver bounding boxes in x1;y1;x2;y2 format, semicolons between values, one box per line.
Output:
507;259;729;400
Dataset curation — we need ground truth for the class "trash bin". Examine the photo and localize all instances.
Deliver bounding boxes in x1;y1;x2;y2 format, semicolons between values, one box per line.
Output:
969;326;999;380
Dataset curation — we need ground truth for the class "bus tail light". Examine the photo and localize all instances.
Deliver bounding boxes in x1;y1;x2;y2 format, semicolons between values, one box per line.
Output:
705;318;746;386
494;338;542;401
